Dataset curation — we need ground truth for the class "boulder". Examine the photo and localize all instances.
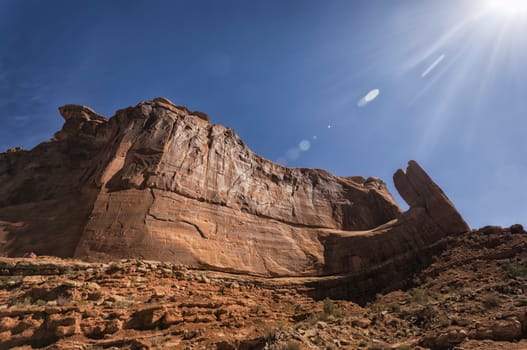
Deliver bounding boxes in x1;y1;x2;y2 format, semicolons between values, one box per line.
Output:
511;224;525;234
422;327;468;349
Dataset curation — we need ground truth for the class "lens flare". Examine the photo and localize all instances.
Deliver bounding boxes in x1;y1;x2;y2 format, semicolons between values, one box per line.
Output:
298;140;311;151
357;89;380;107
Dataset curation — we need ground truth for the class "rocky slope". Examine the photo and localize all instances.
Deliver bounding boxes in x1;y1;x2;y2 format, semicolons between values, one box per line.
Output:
0;224;526;349
0;98;467;286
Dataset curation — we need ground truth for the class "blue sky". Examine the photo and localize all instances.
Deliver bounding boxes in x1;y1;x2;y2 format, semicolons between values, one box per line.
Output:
1;0;526;228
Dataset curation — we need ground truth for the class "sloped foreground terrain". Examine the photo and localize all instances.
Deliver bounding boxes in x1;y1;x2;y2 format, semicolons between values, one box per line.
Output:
0;224;526;349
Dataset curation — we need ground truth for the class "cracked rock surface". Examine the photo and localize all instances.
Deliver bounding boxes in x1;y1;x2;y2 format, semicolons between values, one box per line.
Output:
1;98;467;293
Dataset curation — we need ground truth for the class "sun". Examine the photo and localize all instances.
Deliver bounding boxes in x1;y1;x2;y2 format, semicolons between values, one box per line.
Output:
485;0;527;17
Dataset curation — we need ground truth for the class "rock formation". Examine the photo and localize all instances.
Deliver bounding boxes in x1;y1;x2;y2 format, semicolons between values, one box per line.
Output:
0;98;469;286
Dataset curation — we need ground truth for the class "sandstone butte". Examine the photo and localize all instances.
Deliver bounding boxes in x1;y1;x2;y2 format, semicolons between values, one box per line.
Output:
0;97;470;300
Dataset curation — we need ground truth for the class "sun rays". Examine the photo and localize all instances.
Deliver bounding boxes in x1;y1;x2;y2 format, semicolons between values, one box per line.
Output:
396;0;527;156
485;0;527;17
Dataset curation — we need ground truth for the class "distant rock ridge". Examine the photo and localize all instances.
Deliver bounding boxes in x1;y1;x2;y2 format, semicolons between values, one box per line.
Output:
0;98;469;298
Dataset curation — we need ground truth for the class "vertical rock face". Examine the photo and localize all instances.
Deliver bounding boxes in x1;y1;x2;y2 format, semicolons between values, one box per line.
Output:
393;160;469;235
0;104;108;257
0;98;469;282
316;160;470;300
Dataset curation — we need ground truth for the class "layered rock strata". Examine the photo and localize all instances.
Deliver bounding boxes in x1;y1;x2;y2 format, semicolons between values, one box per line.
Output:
0;98;469;284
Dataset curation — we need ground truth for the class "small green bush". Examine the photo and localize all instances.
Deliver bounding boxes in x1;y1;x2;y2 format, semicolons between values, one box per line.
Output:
503;263;527;279
15;297;32;308
322;298;344;318
409;289;429;304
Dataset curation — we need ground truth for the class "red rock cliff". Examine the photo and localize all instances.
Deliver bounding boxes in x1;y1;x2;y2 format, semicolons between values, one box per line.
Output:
0;98;469;279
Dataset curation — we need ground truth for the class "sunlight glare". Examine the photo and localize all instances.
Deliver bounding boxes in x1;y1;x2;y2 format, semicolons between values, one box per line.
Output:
486;0;527;17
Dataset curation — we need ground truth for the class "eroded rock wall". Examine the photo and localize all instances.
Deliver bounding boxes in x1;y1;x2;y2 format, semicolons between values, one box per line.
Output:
0;98;468;280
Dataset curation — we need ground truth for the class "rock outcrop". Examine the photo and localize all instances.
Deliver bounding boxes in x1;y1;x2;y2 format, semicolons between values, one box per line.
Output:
0;98;469;285
314;160;470;300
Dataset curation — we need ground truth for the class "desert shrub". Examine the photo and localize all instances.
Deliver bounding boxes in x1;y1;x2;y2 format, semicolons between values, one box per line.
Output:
503;263;527;279
306;313;319;326
281;300;295;313
396;346;412;350
439;317;450;328
250;304;263;314
409;289;429;304
151;334;170;347
323;298;335;315
483;293;500;308
151;335;161;346
403;304;437;327
322;298;344;318
57;294;71;306
263;324;278;342
115;299;134;308
14;297;32;308
388;303;401;313
282;341;300;350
